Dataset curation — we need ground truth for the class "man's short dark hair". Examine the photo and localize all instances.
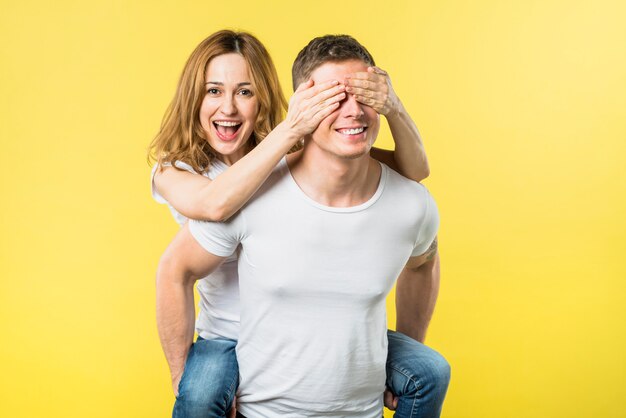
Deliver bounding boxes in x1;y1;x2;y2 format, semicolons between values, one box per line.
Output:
292;35;375;90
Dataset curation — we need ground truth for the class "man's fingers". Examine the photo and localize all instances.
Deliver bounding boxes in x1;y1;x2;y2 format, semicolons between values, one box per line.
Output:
383;388;398;410
171;372;183;397
228;398;237;418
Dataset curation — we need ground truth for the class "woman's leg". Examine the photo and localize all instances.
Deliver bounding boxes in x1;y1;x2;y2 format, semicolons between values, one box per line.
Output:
386;330;450;418
173;337;239;418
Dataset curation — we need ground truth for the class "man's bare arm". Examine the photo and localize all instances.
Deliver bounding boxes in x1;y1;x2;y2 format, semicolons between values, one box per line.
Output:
155;223;226;395
395;237;440;343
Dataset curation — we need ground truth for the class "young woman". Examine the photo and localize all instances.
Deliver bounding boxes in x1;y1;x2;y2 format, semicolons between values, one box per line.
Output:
149;30;448;418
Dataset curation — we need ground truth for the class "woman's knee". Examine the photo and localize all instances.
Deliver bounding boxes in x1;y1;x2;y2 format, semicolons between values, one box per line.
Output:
391;351;450;399
175;338;239;415
177;373;233;405
387;333;450;396
424;350;451;391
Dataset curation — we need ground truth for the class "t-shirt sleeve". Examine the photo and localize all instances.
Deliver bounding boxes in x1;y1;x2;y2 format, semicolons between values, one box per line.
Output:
150;161;197;204
188;217;244;258
411;187;440;257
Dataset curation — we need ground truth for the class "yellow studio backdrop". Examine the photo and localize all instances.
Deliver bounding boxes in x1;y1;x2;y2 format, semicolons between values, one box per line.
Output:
1;0;624;417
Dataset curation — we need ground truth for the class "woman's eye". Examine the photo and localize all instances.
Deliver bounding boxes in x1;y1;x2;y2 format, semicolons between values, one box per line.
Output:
207;88;220;95
239;89;253;96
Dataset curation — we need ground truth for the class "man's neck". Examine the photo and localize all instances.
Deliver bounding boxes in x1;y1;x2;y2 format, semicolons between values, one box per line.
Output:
286;143;382;208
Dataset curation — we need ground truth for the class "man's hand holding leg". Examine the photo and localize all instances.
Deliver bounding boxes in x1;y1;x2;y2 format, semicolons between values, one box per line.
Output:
155;223;226;395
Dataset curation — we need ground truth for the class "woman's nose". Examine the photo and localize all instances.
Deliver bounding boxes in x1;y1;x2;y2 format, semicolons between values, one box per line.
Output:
220;96;237;115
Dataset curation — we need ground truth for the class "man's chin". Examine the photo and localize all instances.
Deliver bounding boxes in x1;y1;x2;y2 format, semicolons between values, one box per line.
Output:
337;150;369;160
335;143;372;160
305;137;372;160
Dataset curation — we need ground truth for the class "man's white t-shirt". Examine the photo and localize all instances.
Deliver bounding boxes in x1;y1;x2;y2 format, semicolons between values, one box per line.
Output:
151;159;240;340
189;158;439;418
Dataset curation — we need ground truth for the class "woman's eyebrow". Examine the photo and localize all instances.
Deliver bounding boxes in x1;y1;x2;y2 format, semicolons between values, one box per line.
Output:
205;81;252;86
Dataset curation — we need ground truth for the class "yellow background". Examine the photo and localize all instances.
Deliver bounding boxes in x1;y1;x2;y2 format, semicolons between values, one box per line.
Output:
1;0;625;417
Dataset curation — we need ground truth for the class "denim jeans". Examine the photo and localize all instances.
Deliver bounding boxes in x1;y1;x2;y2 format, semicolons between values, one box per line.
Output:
173;337;238;418
386;330;450;418
172;331;449;418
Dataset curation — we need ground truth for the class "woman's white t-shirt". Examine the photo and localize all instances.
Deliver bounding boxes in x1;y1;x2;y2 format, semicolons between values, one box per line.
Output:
151;159;240;340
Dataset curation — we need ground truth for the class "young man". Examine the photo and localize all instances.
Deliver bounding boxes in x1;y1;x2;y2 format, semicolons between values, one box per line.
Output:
158;35;449;417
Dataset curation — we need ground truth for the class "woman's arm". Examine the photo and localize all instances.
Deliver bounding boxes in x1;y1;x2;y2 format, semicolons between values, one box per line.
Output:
346;67;430;182
154;79;346;221
154;123;298;221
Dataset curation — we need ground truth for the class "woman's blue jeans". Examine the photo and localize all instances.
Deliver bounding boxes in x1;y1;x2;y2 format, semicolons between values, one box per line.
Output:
173;337;239;418
385;330;450;418
173;330;450;418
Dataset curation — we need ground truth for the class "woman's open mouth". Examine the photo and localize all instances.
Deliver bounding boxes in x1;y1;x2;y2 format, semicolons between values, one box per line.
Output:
213;120;243;141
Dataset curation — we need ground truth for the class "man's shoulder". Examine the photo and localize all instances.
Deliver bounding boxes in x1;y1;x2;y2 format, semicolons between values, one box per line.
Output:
382;163;430;198
379;164;436;224
251;157;291;197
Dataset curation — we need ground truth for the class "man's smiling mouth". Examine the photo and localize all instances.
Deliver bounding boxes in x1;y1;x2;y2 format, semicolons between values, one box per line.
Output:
336;126;367;136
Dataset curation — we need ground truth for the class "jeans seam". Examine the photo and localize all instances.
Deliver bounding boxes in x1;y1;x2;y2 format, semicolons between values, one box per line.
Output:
221;364;239;414
388;362;422;415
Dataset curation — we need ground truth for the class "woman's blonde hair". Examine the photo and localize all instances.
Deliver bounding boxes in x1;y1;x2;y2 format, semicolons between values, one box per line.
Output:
148;30;287;173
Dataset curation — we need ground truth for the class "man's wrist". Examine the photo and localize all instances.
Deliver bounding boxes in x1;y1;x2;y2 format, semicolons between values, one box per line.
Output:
171;368;183;380
168;353;188;384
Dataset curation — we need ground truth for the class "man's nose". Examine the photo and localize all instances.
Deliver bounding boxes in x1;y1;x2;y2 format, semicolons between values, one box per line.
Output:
342;93;365;118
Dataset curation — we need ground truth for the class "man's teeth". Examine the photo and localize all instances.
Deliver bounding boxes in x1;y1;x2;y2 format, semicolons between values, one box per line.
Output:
339;127;365;135
214;121;240;127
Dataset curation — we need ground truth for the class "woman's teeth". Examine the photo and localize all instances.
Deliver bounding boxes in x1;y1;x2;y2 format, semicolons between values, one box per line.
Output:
214;121;240;127
214;121;242;137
